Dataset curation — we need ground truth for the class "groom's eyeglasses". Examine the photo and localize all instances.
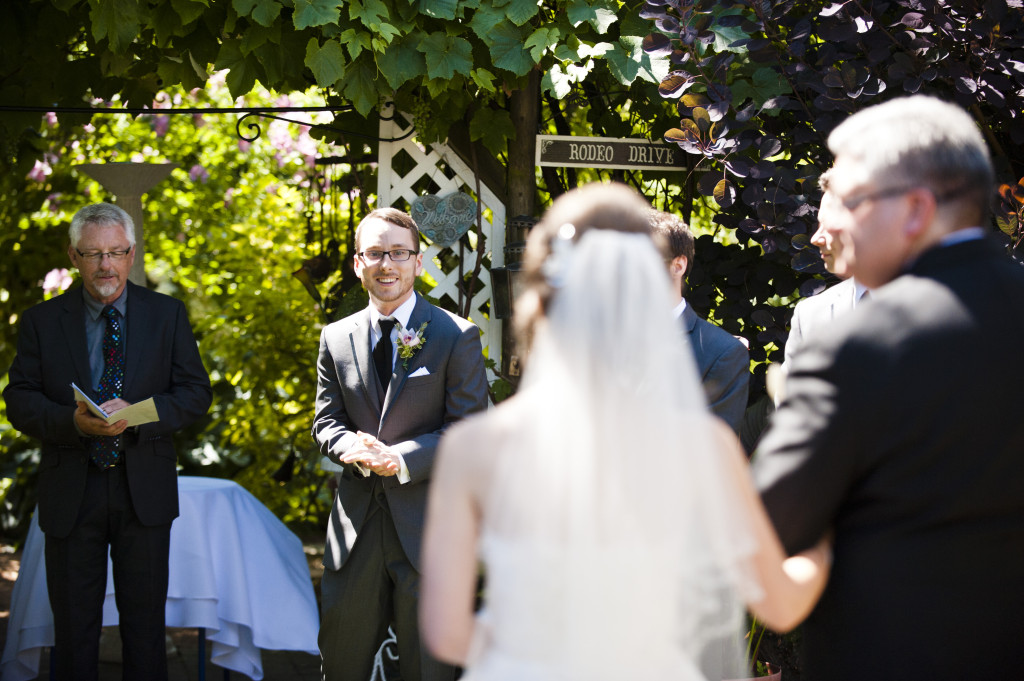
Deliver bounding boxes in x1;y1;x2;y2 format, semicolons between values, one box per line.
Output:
357;249;418;264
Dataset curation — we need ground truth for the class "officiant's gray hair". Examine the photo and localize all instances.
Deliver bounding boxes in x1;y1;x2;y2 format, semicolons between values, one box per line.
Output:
69;203;135;249
514;182;665;352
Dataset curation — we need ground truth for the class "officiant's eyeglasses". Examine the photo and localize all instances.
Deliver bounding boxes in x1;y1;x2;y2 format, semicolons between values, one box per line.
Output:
75;248;132;262
357;249;418;264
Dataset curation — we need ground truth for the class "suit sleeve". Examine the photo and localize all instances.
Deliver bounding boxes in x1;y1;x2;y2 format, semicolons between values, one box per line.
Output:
705;338;749;434
312;326;360;465
4;306;82;446
138;300;212;438
751;334;866;554
391;324;488;485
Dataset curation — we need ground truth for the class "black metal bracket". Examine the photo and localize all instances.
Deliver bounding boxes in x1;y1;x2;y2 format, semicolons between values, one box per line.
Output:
0;102;415;143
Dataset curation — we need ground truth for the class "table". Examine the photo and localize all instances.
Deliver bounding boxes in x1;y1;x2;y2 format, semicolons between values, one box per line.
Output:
1;477;320;681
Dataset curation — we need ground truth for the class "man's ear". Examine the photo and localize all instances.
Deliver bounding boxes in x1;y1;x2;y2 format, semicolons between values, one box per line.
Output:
670;255;688;279
903;188;937;240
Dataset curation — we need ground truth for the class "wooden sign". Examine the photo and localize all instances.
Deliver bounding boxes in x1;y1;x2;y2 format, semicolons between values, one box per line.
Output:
536;134;688;171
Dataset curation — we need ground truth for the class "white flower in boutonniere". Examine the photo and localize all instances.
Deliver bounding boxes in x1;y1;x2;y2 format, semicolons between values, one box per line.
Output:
397;321;428;368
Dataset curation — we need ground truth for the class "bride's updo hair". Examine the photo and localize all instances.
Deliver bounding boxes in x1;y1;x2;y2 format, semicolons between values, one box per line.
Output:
514;182;664;350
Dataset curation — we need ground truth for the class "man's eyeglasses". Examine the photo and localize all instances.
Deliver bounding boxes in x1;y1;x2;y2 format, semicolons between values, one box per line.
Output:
838;184;971;212
75;248;132;262
357;249;418;264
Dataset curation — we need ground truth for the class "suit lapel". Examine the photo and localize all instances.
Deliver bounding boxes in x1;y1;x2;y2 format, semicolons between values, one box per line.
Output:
350;309;384;411
123;283;148;396
381;295;431;420
59;288;92;389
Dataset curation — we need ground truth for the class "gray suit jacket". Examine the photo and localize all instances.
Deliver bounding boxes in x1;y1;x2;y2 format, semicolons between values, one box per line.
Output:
681;304;749;432
312;294;488;572
783;278;856;366
4;282;212;537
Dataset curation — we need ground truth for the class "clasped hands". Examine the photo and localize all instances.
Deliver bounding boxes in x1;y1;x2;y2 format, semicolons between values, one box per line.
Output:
74;399;130;436
342;431;402;477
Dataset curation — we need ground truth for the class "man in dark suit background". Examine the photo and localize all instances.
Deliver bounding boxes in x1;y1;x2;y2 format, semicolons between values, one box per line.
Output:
753;96;1024;679
312;207;488;681
649;211;749;432
4;202;212;680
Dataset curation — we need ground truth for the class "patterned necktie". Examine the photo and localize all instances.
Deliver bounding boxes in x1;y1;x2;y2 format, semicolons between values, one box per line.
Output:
88;305;125;468
373;318;396;394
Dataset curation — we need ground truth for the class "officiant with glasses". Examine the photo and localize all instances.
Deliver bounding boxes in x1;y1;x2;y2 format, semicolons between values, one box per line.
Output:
4;202;212;680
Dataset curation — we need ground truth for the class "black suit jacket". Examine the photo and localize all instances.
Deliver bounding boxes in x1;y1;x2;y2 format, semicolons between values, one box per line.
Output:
753;238;1024;679
4;281;212;537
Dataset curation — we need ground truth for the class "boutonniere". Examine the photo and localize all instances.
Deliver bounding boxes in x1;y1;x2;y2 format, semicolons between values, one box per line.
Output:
397;321;428;368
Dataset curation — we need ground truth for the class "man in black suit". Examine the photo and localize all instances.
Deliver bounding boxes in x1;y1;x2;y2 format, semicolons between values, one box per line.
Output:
4;203;211;680
649;211;749;432
312;207;488;681
753;96;1024;679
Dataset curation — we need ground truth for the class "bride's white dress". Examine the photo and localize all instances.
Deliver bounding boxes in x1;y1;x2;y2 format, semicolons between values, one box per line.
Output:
456;231;760;681
464;536;714;681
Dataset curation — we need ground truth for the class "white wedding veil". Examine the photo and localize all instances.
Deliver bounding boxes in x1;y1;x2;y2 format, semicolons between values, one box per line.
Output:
478;218;761;680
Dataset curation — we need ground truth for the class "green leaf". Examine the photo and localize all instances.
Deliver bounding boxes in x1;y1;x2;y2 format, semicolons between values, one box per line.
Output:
233;0;283;27
487;23;534;76
605;36;668;86
213;39;261;96
418;32;473;80
469;4;505;41
152;2;184;44
304;38;348;87
240;22;280;54
505;0;540;26
342;59;382;116
469;107;515;156
89;0;140;52
470;67;497;93
349;0;389;28
567;0;618;35
171;0;210;26
339;28;372;60
542;63;573;98
376;23;402;45
524;27;555;63
378;36;427;89
419;0;457;20
293;0;340;29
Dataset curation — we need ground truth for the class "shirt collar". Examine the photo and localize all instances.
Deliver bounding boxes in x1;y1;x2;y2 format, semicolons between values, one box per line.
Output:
370;293;417;334
83;285;128;321
671;298;688;318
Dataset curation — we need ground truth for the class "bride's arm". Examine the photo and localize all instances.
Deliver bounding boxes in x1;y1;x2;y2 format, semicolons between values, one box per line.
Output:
420;420;484;665
716;423;831;632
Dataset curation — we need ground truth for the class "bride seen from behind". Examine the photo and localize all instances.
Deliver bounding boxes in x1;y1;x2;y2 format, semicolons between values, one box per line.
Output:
420;183;829;680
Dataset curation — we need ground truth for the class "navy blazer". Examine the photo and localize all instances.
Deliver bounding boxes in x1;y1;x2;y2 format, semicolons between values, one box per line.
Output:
4;281;212;537
680;304;749;432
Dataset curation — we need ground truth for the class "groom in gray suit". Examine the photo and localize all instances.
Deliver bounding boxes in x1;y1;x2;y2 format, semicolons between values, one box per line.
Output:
312;207;488;681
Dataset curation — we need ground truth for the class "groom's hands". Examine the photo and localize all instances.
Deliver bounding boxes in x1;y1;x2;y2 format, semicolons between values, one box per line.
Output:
342;431;402;476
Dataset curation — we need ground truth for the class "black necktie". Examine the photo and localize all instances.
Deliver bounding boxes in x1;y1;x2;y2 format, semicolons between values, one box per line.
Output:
89;305;125;468
373;318;396;393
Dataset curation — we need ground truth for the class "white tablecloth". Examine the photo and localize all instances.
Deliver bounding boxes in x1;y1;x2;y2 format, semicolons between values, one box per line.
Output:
1;476;320;681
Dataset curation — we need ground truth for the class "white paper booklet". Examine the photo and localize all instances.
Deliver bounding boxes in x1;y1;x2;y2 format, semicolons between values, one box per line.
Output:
71;383;160;427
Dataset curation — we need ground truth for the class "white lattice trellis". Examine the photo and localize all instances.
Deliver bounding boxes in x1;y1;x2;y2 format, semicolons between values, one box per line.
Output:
377;111;506;373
